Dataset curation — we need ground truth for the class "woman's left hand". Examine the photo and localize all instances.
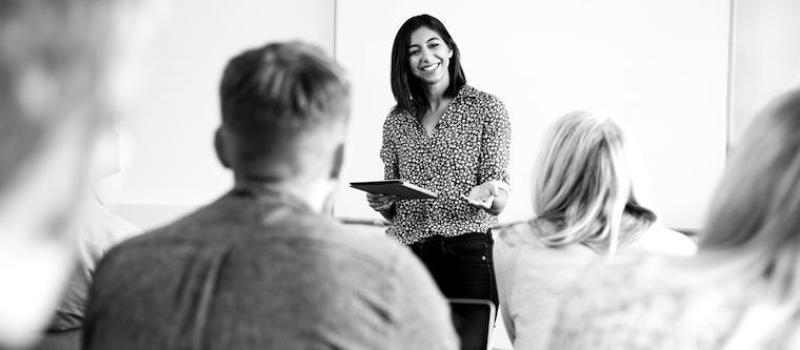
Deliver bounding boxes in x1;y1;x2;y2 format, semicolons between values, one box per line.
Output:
462;180;508;212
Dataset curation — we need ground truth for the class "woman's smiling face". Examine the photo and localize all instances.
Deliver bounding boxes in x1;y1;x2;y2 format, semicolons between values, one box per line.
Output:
407;26;453;86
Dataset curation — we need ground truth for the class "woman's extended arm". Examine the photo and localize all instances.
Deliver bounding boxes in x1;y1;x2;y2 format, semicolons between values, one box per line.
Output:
467;97;511;215
465;180;509;215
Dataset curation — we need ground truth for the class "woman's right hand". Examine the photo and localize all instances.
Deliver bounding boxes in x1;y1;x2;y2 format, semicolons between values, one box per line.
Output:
366;192;397;212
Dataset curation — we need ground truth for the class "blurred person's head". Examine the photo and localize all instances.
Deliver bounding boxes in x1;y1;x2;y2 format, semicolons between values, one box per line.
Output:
215;42;350;212
531;111;656;254
390;14;466;115
698;87;800;348
0;0;150;347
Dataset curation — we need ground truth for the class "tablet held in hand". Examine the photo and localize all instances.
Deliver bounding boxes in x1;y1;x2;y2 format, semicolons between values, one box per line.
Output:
349;180;437;200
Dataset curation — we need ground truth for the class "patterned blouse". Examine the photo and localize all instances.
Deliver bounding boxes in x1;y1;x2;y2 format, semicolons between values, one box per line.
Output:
380;85;511;245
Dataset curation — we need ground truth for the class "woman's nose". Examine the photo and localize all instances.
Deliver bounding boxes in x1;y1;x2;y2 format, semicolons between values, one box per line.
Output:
422;46;435;56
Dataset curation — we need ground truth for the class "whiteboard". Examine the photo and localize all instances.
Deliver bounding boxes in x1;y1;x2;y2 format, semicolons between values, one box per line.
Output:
333;0;730;230
107;0;336;230
116;0;336;206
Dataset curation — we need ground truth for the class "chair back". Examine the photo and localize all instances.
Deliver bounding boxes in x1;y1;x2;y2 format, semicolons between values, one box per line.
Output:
449;298;495;350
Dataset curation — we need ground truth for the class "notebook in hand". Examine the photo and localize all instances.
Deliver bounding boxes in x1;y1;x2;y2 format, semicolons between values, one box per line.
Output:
349;180;437;199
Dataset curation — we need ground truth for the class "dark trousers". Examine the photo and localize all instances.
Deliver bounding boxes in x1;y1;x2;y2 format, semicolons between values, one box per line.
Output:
409;231;498;308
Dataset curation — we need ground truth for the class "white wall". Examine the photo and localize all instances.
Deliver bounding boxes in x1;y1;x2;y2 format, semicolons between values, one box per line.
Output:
106;0;335;230
334;0;730;230
729;0;800;146
107;1;778;232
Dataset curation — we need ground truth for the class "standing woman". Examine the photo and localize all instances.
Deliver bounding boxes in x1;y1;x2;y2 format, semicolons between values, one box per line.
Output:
367;14;511;307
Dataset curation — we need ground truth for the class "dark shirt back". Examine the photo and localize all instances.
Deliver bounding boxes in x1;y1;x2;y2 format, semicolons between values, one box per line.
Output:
83;190;458;350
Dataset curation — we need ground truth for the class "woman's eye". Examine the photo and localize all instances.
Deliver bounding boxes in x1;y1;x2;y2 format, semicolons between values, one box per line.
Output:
409;50;420;56
429;43;440;49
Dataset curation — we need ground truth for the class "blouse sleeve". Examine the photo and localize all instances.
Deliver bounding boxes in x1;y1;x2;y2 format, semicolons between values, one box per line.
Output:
479;98;511;185
380;115;399;180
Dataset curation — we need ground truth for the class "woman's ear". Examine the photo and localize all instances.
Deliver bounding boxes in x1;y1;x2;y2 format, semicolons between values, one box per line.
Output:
214;127;231;169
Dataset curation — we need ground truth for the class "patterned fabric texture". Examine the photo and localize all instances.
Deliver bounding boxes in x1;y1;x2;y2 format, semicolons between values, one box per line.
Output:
549;255;752;350
381;85;511;245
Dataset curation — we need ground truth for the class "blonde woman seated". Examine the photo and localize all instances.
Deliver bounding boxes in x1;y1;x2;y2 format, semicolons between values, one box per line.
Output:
493;111;695;349
549;89;800;349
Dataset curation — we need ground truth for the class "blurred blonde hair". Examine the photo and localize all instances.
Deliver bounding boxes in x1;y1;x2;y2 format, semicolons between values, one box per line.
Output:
697;87;800;349
0;0;146;195
532;111;655;254
0;1;151;346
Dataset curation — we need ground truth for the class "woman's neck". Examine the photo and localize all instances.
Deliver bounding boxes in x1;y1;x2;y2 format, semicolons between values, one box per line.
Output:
422;77;450;111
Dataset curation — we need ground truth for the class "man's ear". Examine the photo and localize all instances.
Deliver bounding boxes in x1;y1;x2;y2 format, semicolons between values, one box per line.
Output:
329;142;345;180
214;127;232;169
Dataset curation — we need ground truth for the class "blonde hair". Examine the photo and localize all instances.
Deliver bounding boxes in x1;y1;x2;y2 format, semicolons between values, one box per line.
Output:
0;0;145;195
697;87;800;349
532;111;655;254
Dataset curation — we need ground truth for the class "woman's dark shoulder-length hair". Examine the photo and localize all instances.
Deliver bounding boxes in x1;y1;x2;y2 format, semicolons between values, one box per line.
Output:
390;14;467;116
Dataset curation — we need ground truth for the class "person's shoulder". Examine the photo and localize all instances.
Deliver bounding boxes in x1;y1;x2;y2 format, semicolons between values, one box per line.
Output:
93;203;218;270
321;221;410;264
116;205;209;245
460;85;505;108
94;219;180;268
632;223;698;256
495;221;595;273
88;227;175;294
382;106;412;130
496;220;541;249
457;85;508;126
496;220;591;256
385;105;411;122
76;205;142;266
80;205;140;241
461;85;501;102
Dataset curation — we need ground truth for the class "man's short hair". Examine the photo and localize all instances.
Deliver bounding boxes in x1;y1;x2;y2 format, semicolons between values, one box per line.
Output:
219;42;350;179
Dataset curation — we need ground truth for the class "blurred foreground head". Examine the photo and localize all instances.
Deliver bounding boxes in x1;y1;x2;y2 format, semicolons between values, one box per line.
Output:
702;87;800;253
0;0;151;347
699;87;800;348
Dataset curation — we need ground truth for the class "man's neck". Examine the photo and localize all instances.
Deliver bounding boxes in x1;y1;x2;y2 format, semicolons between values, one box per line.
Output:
232;177;332;214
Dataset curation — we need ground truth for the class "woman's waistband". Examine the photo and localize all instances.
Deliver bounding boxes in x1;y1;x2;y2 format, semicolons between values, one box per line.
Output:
412;230;492;246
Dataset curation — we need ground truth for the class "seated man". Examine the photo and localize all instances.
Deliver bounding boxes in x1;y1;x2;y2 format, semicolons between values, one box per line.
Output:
83;41;458;350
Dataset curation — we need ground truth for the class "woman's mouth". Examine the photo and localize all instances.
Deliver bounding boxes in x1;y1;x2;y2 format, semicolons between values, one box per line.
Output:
420;62;440;72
